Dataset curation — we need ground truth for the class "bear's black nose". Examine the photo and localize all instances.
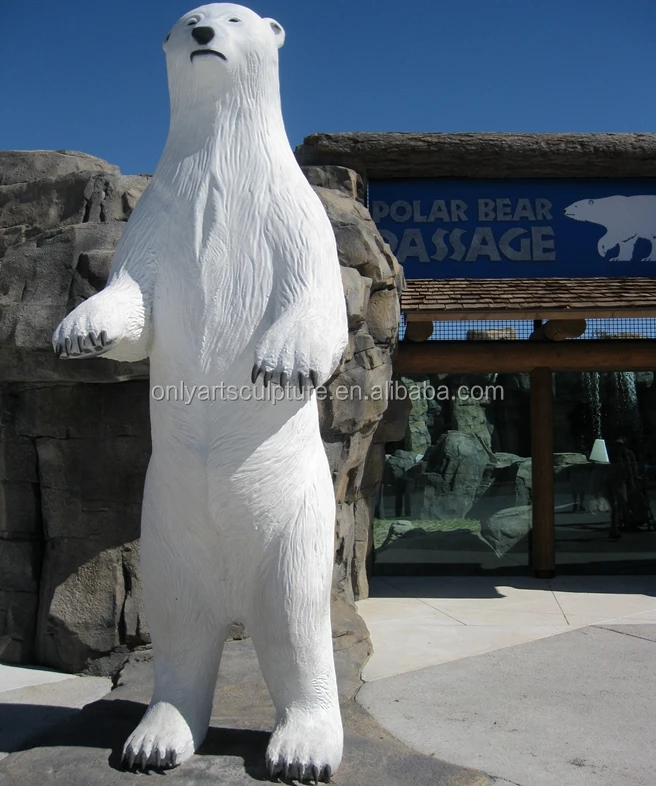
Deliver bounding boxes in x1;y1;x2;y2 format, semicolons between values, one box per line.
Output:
192;26;215;45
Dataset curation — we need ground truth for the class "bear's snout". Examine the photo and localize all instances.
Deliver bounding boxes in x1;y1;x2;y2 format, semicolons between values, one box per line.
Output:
192;26;215;45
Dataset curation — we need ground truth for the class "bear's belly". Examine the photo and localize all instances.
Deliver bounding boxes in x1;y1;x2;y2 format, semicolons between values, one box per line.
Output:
148;379;317;457
141;401;334;620
147;391;328;534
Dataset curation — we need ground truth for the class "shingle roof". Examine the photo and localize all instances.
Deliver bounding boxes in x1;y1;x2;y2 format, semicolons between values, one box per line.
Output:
401;277;656;320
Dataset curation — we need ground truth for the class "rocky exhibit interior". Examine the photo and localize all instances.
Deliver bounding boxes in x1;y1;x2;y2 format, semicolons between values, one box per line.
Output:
375;366;656;574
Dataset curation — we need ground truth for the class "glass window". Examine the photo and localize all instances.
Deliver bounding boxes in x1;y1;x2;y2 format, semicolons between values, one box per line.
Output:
373;373;532;576
554;370;656;573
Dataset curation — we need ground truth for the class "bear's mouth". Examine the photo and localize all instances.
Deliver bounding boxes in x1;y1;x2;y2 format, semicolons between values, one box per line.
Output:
190;49;227;62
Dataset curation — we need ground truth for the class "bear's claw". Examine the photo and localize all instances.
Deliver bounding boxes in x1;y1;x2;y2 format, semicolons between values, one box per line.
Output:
250;364;320;393
253;314;340;395
266;757;331;783
54;329;114;359
122;742;180;772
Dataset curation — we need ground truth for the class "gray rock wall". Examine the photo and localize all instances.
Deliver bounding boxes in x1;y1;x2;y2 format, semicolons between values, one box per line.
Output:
304;168;404;604
0;152;402;673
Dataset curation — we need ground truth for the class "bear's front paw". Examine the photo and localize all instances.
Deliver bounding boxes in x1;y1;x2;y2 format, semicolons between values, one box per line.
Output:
52;298;124;359
53;328;115;359
252;318;337;392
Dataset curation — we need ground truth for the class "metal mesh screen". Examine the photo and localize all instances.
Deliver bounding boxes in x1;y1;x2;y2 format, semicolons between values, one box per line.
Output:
399;314;656;341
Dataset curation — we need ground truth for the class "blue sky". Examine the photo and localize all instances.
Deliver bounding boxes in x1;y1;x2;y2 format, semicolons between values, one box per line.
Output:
1;0;655;175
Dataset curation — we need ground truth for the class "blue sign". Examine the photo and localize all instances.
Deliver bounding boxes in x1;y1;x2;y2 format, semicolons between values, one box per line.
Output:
369;179;656;279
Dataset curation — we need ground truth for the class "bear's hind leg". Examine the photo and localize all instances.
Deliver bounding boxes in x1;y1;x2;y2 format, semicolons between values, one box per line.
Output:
641;237;656;262
248;488;343;783
122;464;229;771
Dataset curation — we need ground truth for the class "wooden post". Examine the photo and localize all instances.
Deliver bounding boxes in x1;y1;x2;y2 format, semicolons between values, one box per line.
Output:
530;367;555;578
404;320;434;342
529;319;587;342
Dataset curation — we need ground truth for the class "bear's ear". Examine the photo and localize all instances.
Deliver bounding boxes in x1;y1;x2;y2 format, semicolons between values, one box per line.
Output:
264;18;285;48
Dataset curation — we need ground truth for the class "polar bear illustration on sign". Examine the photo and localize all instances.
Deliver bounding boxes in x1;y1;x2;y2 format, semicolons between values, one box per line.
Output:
564;195;656;261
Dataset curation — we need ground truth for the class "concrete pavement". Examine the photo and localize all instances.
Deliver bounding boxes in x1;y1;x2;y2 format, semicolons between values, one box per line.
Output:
358;623;656;786
356;576;656;786
0;665;110;761
356;575;656;679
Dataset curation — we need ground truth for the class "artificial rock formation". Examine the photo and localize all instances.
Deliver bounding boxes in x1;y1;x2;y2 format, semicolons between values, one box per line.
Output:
0;151;402;673
305;167;404;604
1;151;153;672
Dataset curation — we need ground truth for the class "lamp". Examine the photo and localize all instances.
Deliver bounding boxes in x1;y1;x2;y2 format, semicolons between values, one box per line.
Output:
589;438;610;464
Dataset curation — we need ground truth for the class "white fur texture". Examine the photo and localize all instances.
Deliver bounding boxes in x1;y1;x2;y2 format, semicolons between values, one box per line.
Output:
53;4;348;781
565;195;656;261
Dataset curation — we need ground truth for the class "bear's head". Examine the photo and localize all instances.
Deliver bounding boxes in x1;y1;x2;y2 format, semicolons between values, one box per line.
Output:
564;195;625;226
564;198;599;222
163;4;285;110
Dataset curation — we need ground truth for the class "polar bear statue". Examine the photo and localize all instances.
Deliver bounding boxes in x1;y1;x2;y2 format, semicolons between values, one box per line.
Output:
52;4;348;781
564;195;656;262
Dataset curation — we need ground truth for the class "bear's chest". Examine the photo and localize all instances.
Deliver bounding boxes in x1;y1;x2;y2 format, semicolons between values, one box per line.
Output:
145;175;277;368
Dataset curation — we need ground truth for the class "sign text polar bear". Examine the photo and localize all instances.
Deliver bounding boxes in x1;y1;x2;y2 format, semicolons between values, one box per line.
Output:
52;4;348;781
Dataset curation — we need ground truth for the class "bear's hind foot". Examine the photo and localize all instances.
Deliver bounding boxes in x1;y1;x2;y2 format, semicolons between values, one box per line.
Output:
267;758;332;783
265;707;342;783
122;700;197;771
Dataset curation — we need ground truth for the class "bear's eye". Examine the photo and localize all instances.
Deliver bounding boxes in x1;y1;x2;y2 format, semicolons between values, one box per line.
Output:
228;17;241;22
187;16;200;26
164;31;171;43
588;199;594;205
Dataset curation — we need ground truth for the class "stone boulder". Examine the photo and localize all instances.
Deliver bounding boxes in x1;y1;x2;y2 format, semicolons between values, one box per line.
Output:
516;452;589;506
421;431;489;519
451;395;492;450
385;450;425;479
398;377;432;454
515;459;533;506
314;185;403;292
474;452;524;504
480;505;532;556
301;164;365;204
340;267;372;329
0;150;120;186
